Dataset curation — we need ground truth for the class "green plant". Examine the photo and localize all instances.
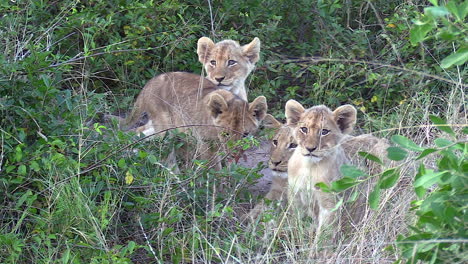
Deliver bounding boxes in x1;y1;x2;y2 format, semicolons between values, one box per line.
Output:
392;117;467;263
410;0;468;68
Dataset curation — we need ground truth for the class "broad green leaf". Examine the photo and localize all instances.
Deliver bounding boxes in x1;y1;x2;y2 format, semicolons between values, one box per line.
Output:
413;169;445;188
428;0;438;6
424;6;449;17
331;177;360;192
391;135;424;151
416;148;438;160
387;146;408;161
463;127;468;134
315;182;331;193
369;187;380;210
429;115;455;136
414;164;427;198
410;23;433;45
17;165;27;176
446;1;461;20
358;151;383;165
441;47;468;68
434;138;453;148
117;158;126;168
148;154;158;164
460;1;468;20
15;190;33;209
340;164;366;179
379;168;401;189
347;190;359;203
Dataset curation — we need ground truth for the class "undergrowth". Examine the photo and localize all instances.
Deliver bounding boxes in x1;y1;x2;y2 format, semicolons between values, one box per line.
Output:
0;0;466;263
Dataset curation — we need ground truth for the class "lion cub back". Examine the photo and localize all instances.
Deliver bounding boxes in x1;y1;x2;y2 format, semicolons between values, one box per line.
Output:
125;72;267;142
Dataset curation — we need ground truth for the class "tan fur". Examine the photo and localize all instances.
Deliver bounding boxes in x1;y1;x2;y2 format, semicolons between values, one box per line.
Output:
246;112;389;224
122;72;267;168
286;100;357;242
197;37;260;101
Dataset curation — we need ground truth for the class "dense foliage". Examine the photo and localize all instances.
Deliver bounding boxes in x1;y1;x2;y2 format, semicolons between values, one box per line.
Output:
0;0;466;263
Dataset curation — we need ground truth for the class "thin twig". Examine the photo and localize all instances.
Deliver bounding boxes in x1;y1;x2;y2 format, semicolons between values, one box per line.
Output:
207;0;216;37
138;217;160;263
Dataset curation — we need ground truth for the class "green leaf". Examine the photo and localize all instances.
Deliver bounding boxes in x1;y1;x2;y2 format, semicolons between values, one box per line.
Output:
429;115;455;136
331;177;360;192
315;182;331;193
379;168;401;189
347;190;359;203
117;158;126;168
387;146;408;161
427;0;438;6
369;187;380;210
340;164;366;179
391;135;424;151
424;6;449;17
413;169;445;188
460;1;468;20
446;1;461;20
17;165;27;176
416;148;438;160
410;23;433;45
440;47;468;68
148;154;158;164
434;138;453;148
358;151;383;165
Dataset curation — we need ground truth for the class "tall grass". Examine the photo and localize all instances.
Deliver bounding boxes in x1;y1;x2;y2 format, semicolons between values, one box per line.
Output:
1;0;466;263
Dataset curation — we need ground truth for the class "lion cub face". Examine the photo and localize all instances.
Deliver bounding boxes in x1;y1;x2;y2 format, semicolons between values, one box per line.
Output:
197;37;260;100
205;90;267;143
262;114;297;172
285;100;357;162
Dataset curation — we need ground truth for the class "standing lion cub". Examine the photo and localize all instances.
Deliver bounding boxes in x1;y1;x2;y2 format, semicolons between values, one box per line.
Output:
197;37;260;101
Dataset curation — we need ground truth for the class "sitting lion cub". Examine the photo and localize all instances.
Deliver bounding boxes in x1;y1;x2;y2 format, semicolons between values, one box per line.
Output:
285;100;358;241
246;113;388;221
122;72;267;168
197;37;260;101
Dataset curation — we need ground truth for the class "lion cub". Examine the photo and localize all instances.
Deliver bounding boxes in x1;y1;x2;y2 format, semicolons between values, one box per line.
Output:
197;37;260;101
285;100;358;240
122;72;267;168
247;112;388;222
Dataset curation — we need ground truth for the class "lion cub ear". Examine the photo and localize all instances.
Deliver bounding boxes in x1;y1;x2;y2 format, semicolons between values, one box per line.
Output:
333;105;357;134
242;37;261;64
249;96;267;122
262;114;282;129
285;100;305;127
197;37;215;64
207;93;228;119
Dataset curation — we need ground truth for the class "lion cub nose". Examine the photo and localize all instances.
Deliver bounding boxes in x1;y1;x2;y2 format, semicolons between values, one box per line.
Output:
306;147;317;153
271;161;281;167
215;76;225;83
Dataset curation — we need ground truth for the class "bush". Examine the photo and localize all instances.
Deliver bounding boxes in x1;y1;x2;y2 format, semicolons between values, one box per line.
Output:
1;0;465;262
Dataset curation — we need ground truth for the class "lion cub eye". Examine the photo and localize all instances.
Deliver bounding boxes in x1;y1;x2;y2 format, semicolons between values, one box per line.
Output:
227;60;237;66
272;139;278;146
210;60;216;66
300;127;308;133
321;129;330;136
288;143;297;149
